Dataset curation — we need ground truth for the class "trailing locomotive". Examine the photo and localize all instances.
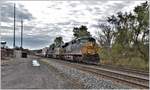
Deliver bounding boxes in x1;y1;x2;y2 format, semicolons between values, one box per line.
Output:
46;36;100;64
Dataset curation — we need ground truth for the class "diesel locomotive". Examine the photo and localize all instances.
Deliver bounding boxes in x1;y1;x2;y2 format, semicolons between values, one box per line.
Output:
46;36;100;64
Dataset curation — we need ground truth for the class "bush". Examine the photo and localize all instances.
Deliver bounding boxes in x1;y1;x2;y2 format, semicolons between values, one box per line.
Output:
98;44;149;71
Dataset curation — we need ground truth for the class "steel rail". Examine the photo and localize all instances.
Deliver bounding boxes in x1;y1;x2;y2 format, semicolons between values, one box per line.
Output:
99;64;149;76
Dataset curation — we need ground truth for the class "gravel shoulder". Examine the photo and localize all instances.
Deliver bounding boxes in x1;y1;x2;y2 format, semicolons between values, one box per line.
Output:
40;58;131;89
1;56;84;89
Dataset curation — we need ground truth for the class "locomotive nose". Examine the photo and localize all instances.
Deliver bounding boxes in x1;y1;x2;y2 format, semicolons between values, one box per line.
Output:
81;42;100;64
81;42;99;55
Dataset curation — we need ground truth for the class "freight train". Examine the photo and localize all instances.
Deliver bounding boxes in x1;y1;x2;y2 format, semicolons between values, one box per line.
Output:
45;36;100;64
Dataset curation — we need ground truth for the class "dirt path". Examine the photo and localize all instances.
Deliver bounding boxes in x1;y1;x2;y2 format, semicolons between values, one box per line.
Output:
1;56;84;89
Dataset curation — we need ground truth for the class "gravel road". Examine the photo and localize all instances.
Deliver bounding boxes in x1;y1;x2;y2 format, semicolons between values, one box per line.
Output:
1;56;84;89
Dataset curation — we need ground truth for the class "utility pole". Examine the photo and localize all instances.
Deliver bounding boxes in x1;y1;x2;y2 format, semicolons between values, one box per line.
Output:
21;18;23;49
13;3;16;48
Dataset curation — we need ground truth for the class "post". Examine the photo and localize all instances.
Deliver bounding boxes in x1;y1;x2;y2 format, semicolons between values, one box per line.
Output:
21;19;23;49
13;3;16;48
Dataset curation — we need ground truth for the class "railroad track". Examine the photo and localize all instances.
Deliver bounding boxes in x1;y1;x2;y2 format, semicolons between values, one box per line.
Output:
58;59;149;78
69;63;149;89
43;58;149;89
45;56;149;77
66;59;149;78
99;64;149;77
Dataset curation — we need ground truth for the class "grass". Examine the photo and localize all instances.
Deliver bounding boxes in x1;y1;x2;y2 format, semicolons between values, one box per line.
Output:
100;57;149;71
99;47;149;71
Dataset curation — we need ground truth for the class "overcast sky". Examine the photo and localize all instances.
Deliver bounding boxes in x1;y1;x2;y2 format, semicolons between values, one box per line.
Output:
1;0;145;50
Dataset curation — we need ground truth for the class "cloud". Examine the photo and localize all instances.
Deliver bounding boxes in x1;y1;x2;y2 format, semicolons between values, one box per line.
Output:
1;2;34;23
55;22;71;26
1;1;145;49
1;35;52;49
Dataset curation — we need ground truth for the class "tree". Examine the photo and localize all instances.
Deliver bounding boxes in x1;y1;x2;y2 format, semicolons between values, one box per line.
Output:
132;1;149;61
107;12;135;49
96;1;149;62
49;43;55;50
54;36;64;47
73;25;91;38
106;1;149;61
96;24;114;48
96;23;114;61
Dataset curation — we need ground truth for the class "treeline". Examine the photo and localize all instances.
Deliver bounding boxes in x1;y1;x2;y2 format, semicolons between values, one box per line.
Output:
96;1;149;70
